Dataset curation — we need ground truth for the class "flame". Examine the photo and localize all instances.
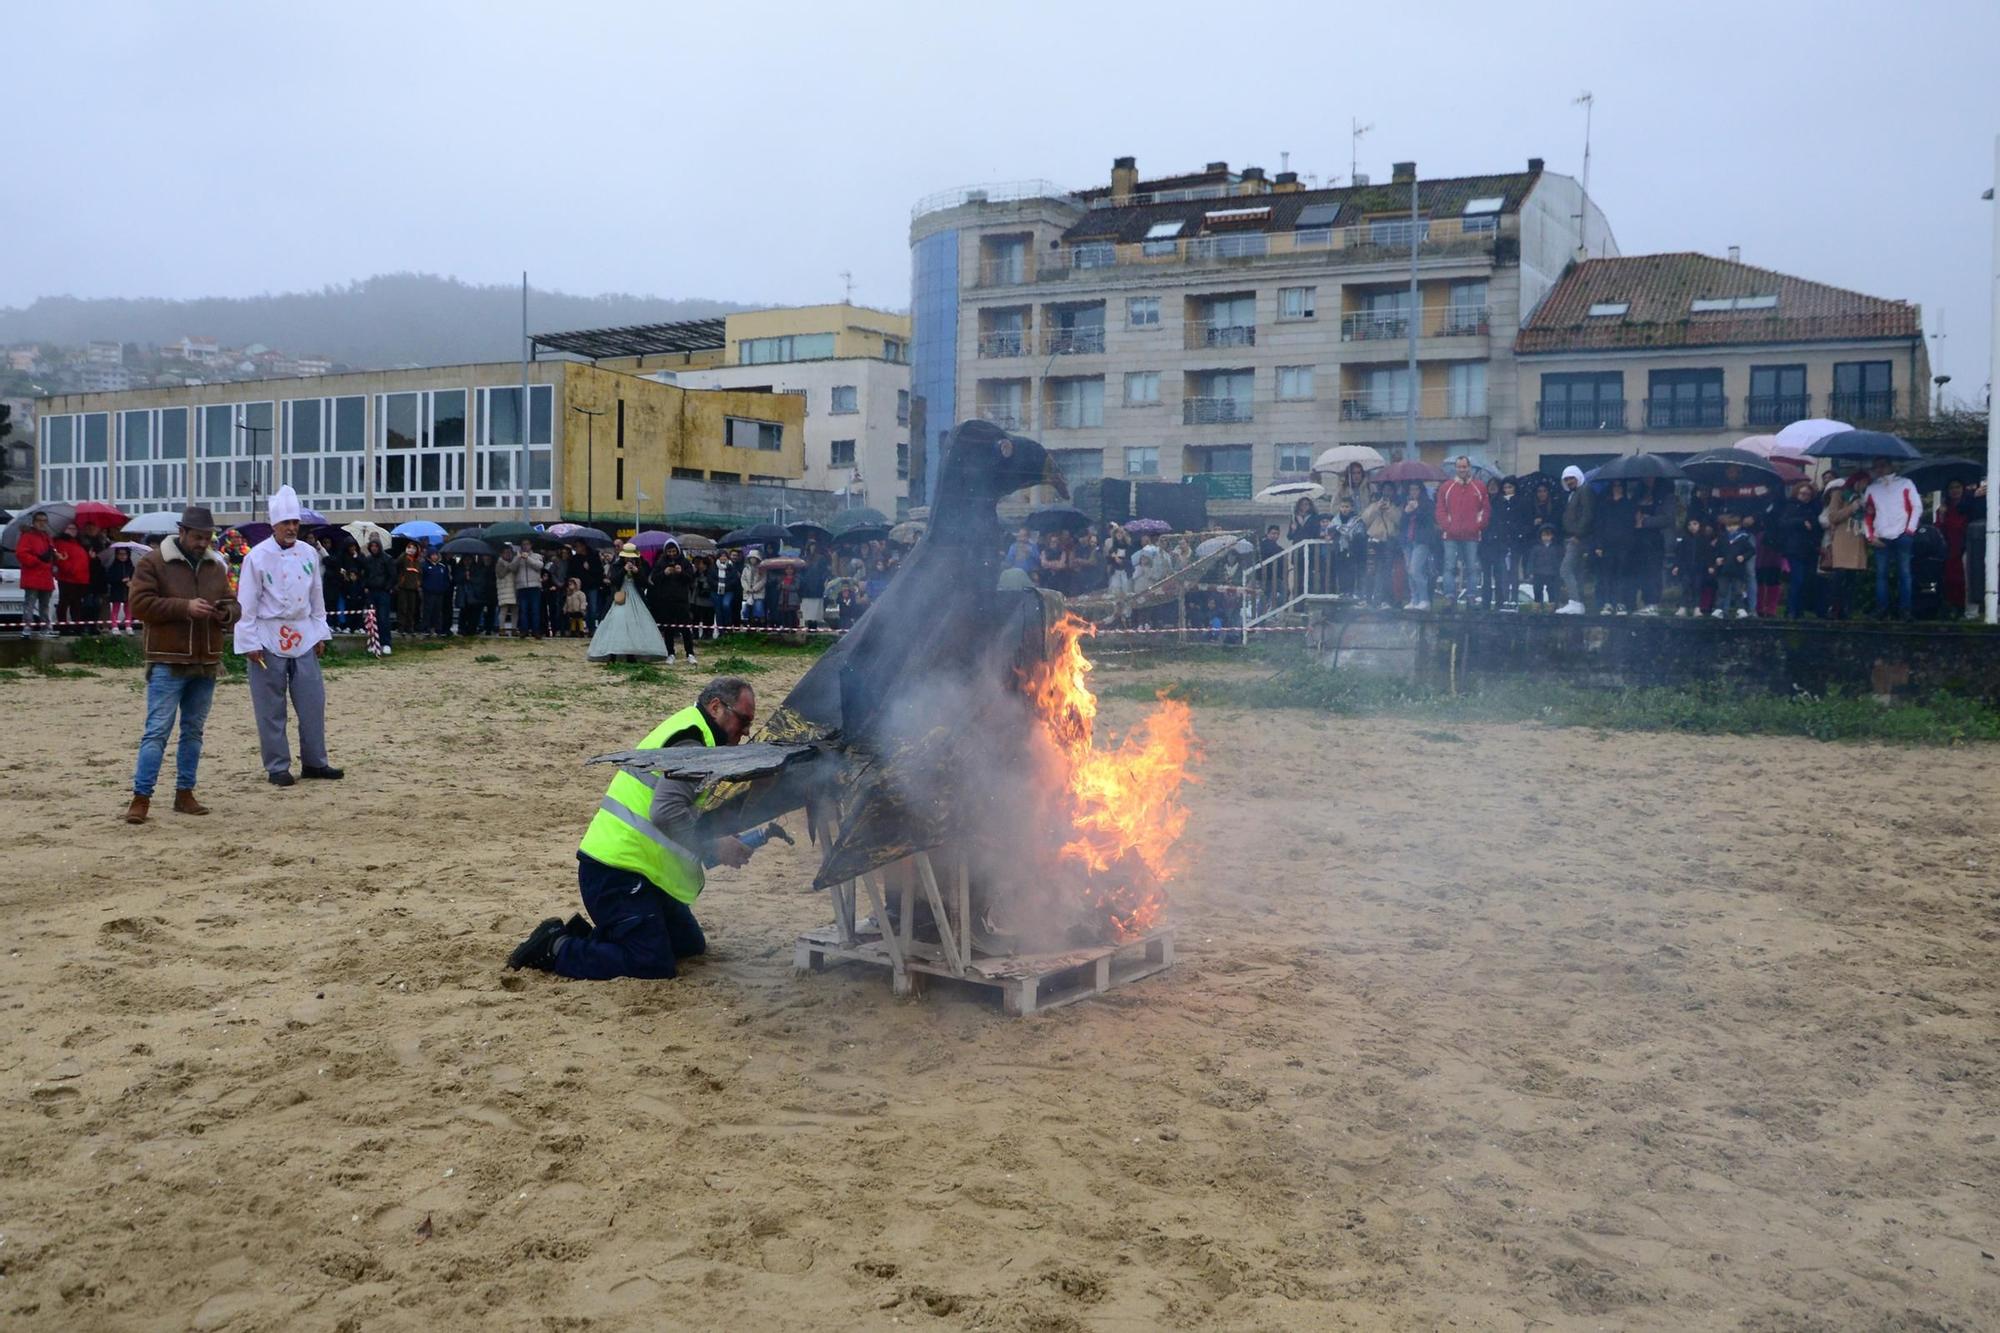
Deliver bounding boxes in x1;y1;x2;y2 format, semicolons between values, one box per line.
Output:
1022;615;1196;938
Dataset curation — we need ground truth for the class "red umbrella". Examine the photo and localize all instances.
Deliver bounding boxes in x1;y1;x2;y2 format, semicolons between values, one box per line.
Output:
1371;460;1447;483
73;501;129;530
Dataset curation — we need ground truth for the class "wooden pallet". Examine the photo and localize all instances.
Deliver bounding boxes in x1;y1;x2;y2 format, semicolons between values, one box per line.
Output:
791;849;1175;1016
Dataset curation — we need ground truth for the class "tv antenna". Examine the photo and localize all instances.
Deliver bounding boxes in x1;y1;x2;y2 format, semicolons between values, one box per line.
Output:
840;270;854;304
1350;118;1373;184
1573;91;1595;204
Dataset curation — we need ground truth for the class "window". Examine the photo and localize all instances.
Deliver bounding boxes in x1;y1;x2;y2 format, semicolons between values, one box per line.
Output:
1188;444;1252;474
197;401;274;511
1446;280;1489;333
896;389;910;425
896;442;909;480
830;385;858;414
983;236;1028;284
1587;302;1630;318
1447;363;1488;417
725;417;785;451
1279;287;1316;321
1539;372;1625;431
1047;377;1104;429
1276;443;1314;476
740;332;835;364
1646;368;1725;429
374;389;470;510
1277;366;1315;401
672;466;704;481
1461;196;1504;234
1072;241;1116;269
975;379;1028;430
830;439;857;467
1047;303;1105;355
1463;196;1504;216
1690;294;1779;312
1832;360;1894;420
38;413;110;504
282;396;366;510
1196;294;1256;346
1187;370;1254;424
979;308;1027;357
1295;202;1341;230
1343;368;1411;419
1143;221;1183;256
883;337;906;362
1127;296;1160;328
1124;371;1160;406
473;384;551;509
1347;288;1411;341
1368;216;1429;248
1125;446;1159;477
1747;365;1809;426
115;407;189;513
1144;220;1184;240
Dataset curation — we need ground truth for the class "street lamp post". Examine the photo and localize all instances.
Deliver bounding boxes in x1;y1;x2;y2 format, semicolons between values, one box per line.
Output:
236;417;273;517
1983;134;1999;624
570;405;604;525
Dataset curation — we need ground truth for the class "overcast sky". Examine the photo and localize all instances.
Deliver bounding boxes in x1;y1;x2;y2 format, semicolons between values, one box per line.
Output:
12;0;1998;401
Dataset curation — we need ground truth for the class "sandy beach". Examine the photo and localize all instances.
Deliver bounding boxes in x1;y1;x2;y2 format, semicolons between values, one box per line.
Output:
2;639;1996;1331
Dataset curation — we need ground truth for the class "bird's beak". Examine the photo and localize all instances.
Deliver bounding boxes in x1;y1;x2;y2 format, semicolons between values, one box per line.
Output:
1041;454;1069;499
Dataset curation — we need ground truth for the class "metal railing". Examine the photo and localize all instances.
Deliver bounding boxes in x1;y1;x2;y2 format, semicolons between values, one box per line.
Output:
1341;388;1488;421
1829;390;1896;421
974;403;1027;429
1745;394;1811;427
1536;399;1627;432
912;179;1074;219
1182;396;1255;425
1241;538;1341;628
978;258;1030;286
1644;397;1729;430
1040;326;1106;356
1185;321;1257;350
1341;304;1491;341
1086;183;1235;210
976;330;1029;358
1037;215;1512;279
1342;311;1410;341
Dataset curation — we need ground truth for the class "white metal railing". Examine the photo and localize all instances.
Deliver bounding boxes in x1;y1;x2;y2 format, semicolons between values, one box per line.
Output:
1185;321;1257;350
1241;539;1343;628
976;330;1029;358
1039;215;1510;279
912;179;1074;219
1339;387;1488;421
1182;396;1254;425
1341;304;1491;341
1087;183;1235;209
975;404;1027;429
978;259;1031;286
1040;326;1107;356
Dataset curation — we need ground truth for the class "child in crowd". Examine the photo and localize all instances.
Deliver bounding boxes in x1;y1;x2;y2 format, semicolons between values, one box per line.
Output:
1713;514;1756;618
1525;523;1562;607
105;545;135;634
563;577;587;637
1670;518;1706;617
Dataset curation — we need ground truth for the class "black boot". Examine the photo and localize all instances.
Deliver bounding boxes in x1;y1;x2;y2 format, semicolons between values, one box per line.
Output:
564;913;591;938
507;917;566;972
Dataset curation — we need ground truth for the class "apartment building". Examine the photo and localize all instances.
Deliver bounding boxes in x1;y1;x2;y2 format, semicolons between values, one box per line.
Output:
908;156;1615;510
1514;252;1930;475
543;304;912;512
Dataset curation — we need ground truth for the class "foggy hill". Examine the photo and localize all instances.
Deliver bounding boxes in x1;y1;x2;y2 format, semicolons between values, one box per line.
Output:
0;274;749;368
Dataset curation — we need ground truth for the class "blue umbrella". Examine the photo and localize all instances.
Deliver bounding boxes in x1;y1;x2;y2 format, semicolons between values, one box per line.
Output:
391;519;447;545
1804;429;1920;462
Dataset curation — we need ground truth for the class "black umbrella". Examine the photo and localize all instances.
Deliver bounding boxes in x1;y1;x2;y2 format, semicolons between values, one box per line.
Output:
829;506;890;535
1680;447;1781;485
1025;504;1091;533
786;521;834;544
1592;451;1691;483
1805;429;1921;461
718;523;789;548
830;524;890;546
482;519;538;542
441;536;497;557
1902;456;1985;491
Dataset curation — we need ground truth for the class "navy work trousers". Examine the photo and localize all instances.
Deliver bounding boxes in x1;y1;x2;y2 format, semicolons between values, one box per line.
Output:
552;852;706;981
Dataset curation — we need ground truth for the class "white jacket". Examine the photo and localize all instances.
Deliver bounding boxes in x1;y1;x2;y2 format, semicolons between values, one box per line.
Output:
1863;476;1920;542
234;536;330;657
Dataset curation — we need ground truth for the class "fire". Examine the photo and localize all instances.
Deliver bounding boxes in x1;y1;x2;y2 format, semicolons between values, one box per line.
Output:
1023;615;1196;938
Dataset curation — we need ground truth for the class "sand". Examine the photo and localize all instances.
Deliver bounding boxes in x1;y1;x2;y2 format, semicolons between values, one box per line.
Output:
2;639;1997;1331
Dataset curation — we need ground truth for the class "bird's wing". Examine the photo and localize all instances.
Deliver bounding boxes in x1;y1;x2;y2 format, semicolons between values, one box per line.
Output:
587;740;822;786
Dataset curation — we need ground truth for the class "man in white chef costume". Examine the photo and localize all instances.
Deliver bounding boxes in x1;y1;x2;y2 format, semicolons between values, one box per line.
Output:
235;485;344;786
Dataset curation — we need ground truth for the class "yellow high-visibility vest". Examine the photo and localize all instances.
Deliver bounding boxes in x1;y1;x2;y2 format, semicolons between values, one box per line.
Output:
577;705;714;903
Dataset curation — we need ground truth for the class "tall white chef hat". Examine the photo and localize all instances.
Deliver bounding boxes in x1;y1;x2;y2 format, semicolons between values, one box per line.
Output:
268;484;303;524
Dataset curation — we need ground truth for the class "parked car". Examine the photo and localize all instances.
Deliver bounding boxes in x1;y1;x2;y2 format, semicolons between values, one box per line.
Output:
0;566;22;626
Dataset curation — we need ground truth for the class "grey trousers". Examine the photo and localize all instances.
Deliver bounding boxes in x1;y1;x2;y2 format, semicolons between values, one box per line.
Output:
248;651;329;775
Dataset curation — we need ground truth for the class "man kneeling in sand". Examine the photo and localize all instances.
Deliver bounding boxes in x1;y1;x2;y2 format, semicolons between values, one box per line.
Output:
507;677;756;979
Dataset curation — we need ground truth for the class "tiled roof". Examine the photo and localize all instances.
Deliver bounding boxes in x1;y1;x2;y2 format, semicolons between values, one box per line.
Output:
1064;169;1542;245
1517;253;1921;353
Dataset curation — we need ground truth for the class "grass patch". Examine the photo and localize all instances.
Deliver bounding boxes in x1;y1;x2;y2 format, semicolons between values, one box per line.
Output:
474;654;502;663
68;635;147;669
704;654;767;675
1104;663;2000;745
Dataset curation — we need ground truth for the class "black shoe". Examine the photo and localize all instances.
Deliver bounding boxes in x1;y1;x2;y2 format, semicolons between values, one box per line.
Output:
301;764;344;780
268;771;296;787
507;918;566;972
564;913;591;938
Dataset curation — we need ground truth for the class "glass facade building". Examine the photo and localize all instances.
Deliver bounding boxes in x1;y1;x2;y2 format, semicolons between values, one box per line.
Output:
909;227;959;505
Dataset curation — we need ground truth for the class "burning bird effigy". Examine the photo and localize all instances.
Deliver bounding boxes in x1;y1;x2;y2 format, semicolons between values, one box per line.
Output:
593;419;1194;1012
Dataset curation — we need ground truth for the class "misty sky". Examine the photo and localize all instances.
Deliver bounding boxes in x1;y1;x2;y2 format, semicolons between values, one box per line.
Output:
12;0;1998;401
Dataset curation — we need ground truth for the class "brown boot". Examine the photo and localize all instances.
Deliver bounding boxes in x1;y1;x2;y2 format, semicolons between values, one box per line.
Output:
124;794;150;824
173;789;209;816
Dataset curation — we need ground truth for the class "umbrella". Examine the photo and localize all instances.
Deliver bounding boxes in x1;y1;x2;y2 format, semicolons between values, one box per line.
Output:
631;530;675;551
0;509;9;525
1774;418;1853;447
441;536;497;558
1371;460;1447;483
481;519;537;543
719;523;790;548
1902;456;1985;490
234;522;273;545
1123;518;1172;535
830;523;890;545
1195;535;1256;559
99;540;153;565
674;534;717;553
1734;434;1812;461
1312;445;1386;473
830;506;891;534
1680;448;1782;484
1025;505;1091;533
1805;429;1921;462
545;525;613;549
888;521;926;545
1592;452;1691;483
344;519;393;549
1768;457;1810;486
298;507;330;527
73;501;129;531
760;556;807;572
1256;480;1327;502
2;501;76;552
118;511;185;538
786;521;834;544
391;519;447;544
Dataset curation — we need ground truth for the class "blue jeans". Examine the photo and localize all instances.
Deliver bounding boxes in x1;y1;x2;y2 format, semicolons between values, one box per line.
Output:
1875;534;1914;616
552;853;706;981
132;665;217;796
1440;539;1480;602
518;586;543;636
1405;544;1434;607
1786;560;1818;619
369;590;394;647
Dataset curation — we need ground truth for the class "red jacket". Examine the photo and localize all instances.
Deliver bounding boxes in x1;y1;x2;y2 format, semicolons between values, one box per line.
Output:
53;536;91;586
15;529;57;591
1433;478;1491;542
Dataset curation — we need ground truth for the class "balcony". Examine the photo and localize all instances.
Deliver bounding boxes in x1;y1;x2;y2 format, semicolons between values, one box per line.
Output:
1537;400;1628;432
977;258;1030;287
1338;388;1489;444
1185;473;1254;500
1182;396;1254;426
1184;321;1257;351
1034;214;1512;282
1342;311;1410;341
1745;394;1811;427
974;403;1027;430
1644;397;1729;431
976;330;1029;358
1829;390;1896;421
1040;326;1106;356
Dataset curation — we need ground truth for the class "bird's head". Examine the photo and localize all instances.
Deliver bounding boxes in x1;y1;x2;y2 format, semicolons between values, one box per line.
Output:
938;418;1067;510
